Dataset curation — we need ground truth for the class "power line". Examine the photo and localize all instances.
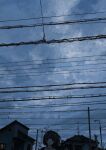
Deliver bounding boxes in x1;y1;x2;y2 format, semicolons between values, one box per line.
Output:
0;93;105;102
1;101;106;110
30;127;106;132
0;53;105;66
0;17;106;30
0;10;106;23
18;122;106;126
0;81;105;90
0;116;100;120
0;113;106;120
14;93;105;109
58;128;106;131
0;66;106;79
0;63;106;76
0;119;106;126
0;120;104;126
0;116;87;120
0;123;103;130
0;101;106;109
0;85;106;94
0;60;106;73
0;116;86;119
0;100;106;109
0;109;87;115
0;57;106;74
29;128;106;131
0;107;106;119
0;104;106;112
0;68;104;82
1;117;106;122
0;34;105;47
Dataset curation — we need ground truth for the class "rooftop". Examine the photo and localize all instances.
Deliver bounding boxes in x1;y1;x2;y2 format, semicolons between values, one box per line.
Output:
0;120;29;132
65;135;97;144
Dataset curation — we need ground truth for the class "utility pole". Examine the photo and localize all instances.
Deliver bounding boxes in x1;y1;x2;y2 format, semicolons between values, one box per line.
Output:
41;129;46;146
40;0;46;41
77;122;80;135
99;121;103;148
88;107;91;139
88;107;91;150
94;120;103;148
35;129;39;150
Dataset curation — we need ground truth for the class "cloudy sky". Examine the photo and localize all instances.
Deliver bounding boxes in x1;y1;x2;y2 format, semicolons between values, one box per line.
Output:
0;0;106;148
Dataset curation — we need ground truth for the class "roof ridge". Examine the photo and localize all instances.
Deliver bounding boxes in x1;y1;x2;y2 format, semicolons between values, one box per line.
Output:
0;120;29;132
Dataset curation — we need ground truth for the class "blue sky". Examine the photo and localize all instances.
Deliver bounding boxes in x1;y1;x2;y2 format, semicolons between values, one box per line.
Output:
0;0;106;148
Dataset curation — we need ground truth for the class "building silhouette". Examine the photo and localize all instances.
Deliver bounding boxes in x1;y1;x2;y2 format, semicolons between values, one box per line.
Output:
61;135;99;150
0;120;35;150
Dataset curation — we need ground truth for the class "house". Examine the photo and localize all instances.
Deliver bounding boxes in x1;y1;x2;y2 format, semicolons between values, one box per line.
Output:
0;120;35;150
61;135;99;150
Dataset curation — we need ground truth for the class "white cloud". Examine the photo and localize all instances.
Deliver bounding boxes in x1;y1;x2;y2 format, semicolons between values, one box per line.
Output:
53;0;80;16
48;0;81;34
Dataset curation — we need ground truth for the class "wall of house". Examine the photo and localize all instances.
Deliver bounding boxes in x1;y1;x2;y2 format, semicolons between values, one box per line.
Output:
69;142;90;150
24;141;33;150
0;124;34;150
0;129;13;150
0;126;26;150
83;144;89;150
71;143;96;150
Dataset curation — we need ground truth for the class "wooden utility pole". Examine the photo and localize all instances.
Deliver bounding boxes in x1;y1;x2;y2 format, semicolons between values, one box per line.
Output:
77;122;80;135
88;107;91;140
35;129;39;150
88;107;91;150
99;121;103;148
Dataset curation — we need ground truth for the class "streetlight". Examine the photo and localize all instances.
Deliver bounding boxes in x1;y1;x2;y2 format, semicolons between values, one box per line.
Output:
94;120;103;148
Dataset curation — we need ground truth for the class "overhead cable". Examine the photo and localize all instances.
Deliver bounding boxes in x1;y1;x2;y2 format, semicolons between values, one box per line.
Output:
0;93;106;103
0;81;105;90
0;102;106;109
0;61;106;73
0;34;106;47
0;53;105;66
0;17;106;30
0;85;106;94
0;10;106;23
0;67;106;79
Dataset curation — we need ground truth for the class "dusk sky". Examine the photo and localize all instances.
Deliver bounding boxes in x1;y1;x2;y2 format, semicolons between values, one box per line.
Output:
0;0;106;148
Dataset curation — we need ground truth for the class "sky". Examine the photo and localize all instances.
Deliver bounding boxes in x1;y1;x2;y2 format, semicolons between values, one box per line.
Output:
0;0;106;148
